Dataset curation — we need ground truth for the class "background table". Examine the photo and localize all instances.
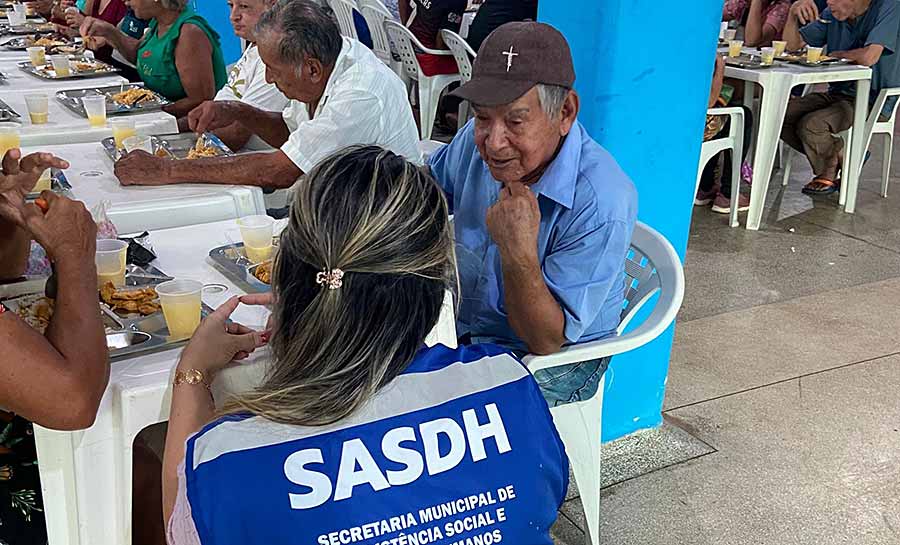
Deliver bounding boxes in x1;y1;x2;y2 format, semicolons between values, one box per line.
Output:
31;218;459;545
724;57;872;229
23;142;266;233
0;58;127;92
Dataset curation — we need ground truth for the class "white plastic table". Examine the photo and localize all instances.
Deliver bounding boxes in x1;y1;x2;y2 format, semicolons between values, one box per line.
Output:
0;89;177;146
21;141;266;233
31;218;459;545
0;58;127;92
724;58;871;230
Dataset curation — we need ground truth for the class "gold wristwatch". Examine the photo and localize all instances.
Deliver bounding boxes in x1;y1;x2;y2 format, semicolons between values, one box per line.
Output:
173;369;210;389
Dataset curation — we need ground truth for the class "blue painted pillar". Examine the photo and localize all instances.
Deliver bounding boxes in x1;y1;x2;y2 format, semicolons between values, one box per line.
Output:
538;1;721;440
193;0;243;64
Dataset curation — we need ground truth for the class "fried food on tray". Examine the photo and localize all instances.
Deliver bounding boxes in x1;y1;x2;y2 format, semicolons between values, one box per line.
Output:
111;87;156;106
14;296;54;334
72;60;99;72
186;141;218;159
33;37;67;48
100;282;161;315
253;260;272;284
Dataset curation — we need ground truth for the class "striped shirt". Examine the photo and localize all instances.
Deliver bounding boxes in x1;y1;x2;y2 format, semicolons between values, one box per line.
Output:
168;344;568;545
281;37;423;174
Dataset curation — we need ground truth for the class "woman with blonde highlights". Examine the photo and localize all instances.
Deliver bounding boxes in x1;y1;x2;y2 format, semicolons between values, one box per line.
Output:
162;145;569;545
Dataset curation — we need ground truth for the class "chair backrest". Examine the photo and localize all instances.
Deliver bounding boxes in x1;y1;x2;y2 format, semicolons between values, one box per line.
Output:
384;20;423;80
327;0;359;40
618;222;681;334
358;0;393;63
869;87;900;128
439;29;476;83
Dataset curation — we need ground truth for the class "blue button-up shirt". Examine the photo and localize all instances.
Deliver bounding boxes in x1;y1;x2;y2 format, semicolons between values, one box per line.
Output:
429;120;638;352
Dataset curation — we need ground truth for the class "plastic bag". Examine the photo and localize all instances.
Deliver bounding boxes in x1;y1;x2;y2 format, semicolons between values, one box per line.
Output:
91;200;118;240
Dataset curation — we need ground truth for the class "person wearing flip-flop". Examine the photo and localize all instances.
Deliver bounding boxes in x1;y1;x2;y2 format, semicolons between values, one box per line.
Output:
781;0;900;196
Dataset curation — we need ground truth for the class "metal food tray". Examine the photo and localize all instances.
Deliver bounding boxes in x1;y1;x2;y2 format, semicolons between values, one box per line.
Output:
25;168;72;200
101;135;175;162
1;22;55;35
2;35;81;53
56;83;170;117
0;264;213;361
155;132;234;160
797;58;851;67
208;240;277;294
725;56;774;70
17;58;118;80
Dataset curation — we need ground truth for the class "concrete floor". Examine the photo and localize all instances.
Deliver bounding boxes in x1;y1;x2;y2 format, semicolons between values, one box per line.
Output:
551;136;900;543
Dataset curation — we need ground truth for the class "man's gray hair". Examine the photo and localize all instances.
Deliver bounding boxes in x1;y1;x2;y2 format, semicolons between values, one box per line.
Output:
536;84;570;119
256;0;342;69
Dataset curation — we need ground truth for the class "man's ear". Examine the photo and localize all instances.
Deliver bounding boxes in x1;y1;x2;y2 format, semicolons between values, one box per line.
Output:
559;90;579;136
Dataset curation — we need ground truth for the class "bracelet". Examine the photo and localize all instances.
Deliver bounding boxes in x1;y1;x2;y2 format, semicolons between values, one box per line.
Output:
173;369;210;390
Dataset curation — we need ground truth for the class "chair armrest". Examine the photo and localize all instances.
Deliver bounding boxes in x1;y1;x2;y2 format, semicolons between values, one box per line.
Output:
708;106;744;140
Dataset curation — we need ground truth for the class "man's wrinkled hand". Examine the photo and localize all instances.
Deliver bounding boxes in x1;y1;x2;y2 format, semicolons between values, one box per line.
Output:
486;182;541;259
114;150;171;186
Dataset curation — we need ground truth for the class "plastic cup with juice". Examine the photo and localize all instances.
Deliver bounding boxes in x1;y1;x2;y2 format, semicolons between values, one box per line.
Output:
0;127;21;160
237;215;275;263
807;46;824;63
50;54;71;77
772;40;787;57
110;118;136;149
760;47;775;66
31;168;52;192
26;46;45;67
728;40;744;58
25;94;48;124
95;238;128;287
81;95;106;127
155;279;203;340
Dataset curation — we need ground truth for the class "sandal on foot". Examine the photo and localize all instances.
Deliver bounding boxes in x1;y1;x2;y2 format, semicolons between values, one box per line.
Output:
802;177;840;195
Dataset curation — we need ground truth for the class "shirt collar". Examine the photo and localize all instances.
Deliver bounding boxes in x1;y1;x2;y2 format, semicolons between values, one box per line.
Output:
527;121;583;210
316;37;353;116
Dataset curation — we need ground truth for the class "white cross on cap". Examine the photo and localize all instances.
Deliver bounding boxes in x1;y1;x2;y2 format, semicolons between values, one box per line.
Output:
502;46;518;72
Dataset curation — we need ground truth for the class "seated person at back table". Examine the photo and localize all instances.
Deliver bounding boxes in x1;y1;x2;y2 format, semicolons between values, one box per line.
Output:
781;0;900;196
465;0;537;52
722;0;791;46
80;0;228;117
791;0;831;25
400;0;467;76
175;0;289;152
114;0;421;189
161;146;568;545
429;22;637;406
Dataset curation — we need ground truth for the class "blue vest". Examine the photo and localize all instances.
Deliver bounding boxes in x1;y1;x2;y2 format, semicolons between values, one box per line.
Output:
185;344;568;545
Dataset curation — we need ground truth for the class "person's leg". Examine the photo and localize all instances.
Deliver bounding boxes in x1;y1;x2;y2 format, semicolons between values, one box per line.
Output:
781;92;836;153
533;357;610;407
718;105;754;199
797;95;854;189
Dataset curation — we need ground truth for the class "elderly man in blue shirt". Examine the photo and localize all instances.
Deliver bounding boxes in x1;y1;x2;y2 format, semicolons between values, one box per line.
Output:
428;22;637;406
781;0;900;195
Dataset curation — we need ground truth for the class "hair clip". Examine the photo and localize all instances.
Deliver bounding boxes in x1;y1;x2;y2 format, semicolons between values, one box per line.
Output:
316;268;344;290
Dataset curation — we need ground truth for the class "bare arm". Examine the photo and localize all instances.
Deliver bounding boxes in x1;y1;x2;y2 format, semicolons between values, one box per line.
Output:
81;17;141;63
744;0;778;47
0;220;29;281
116;149;302;189
163;24;218;118
189;100;291;149
831;44;885;66
784;3;809;51
211;123;254;152
709;55;725;108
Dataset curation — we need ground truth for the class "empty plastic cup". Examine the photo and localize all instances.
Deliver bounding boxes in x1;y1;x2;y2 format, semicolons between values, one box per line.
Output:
26;46;45;67
24;94;48;124
237;215;275;263
6;9;25;26
724;29;737;41
122;135;152;154
50;54;71;77
95;238;128;287
81;94;106;127
155;279;203;340
12;3;26;15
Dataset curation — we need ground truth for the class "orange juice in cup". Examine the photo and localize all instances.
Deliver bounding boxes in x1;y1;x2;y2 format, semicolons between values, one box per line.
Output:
110;118;136;149
237;215;275;263
156;279;203;340
82;95;106;128
95;239;128;287
728;39;744;57
807;46;824;63
772;40;787;57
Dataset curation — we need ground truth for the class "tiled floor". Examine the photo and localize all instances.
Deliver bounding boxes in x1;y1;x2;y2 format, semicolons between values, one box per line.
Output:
551;136;900;543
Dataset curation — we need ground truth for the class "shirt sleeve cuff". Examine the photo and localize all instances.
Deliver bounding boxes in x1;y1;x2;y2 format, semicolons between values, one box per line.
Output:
281;137;314;175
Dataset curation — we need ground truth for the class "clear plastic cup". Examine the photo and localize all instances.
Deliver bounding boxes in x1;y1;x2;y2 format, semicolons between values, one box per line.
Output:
6;9;25;26
50;54;71;77
772;40;787;57
81;94;106;127
0;126;20;160
155;279;203;340
760;47;775;65
122;134;152;154
24;93;48;124
12;3;26;15
724;29;737;41
807;46;824;63
110;118;137;149
95;238;128;287
237;215;275;263
728;40;744;58
719;22;728;40
26;46;45;67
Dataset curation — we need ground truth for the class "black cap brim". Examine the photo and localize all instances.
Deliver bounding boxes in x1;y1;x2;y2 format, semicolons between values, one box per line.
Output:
449;77;536;107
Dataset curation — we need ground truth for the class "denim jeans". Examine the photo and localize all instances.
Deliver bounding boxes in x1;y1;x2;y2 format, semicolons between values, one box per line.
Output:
523;355;610;408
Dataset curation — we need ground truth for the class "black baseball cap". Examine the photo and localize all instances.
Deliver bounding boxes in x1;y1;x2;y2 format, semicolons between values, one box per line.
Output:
451;21;576;106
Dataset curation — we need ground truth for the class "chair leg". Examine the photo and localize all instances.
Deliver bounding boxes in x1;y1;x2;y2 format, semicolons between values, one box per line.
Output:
882;132;892;198
839;128;852;207
782;145;794;187
730;145;741;228
418;77;439;140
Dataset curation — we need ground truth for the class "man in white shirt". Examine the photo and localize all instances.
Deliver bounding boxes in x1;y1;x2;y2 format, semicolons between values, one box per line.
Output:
114;0;421;189
182;0;289;152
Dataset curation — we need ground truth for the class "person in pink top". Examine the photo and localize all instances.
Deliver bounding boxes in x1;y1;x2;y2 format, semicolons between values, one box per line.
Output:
722;0;791;47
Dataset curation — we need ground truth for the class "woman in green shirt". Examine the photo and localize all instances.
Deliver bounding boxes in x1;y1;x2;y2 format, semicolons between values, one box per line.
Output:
80;0;227;118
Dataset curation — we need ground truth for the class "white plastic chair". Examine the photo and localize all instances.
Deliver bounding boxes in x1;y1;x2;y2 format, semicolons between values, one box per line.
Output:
695;107;744;228
418;138;445;162
358;0;395;65
327;0;359;40
440;28;477;129
385;20;461;139
782;87;900;201
522;221;685;545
